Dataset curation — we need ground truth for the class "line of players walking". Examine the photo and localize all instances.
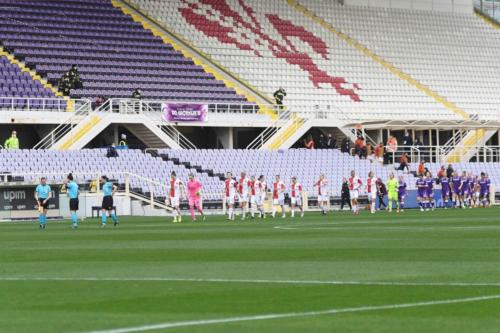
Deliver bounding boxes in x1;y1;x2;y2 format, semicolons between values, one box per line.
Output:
35;168;492;228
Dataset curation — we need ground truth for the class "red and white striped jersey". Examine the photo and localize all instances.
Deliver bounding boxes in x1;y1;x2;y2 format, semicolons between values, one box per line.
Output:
366;177;377;193
169;179;182;197
315;179;327;196
249;180;256;196
254;180;261;195
349;176;362;191
238;177;250;195
290;182;302;198
225;178;237;197
273;181;285;199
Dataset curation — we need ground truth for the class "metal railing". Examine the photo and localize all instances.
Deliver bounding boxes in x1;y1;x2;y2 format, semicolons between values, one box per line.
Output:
114;99;271;115
384;145;500;165
0;171;223;212
246;108;292;149
33;99;93;150
106;99;197;149
475;0;500;23
0;97;69;112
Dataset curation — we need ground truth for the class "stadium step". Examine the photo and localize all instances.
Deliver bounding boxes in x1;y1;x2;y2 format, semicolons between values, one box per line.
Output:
264;115;309;150
0;47;73;111
123;123;170;148
445;129;497;163
111;0;275;114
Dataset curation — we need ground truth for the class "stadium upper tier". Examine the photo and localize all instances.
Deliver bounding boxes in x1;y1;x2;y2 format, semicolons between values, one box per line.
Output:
0;0;250;103
130;0;500;121
2;149;498;199
300;0;500;119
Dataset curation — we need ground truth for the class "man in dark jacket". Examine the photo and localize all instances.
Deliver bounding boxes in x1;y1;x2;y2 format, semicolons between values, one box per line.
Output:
273;87;286;109
376;178;387;210
326;133;336;149
318;134;326;149
446;164;454;179
340;137;350;153
340;178;351;211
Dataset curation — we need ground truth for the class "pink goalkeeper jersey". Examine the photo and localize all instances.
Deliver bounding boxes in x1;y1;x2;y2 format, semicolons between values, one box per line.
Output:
187;180;202;199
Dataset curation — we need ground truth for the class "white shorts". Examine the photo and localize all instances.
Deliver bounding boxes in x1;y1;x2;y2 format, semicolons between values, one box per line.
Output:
368;191;376;200
239;193;249;203
318;195;328;202
273;196;284;205
254;194;263;206
225;196;235;205
350;190;359;200
475;191;480;198
291;196;302;206
169;196;179;208
250;195;256;205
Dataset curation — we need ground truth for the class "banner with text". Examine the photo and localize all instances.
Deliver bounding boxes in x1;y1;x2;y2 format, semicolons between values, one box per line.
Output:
0;186;59;211
162;103;208;122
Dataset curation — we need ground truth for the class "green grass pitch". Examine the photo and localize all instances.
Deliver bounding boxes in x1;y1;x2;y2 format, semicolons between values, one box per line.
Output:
1;207;500;333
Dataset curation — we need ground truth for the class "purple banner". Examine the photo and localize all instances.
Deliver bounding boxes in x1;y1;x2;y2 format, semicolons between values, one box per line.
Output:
162;103;208;122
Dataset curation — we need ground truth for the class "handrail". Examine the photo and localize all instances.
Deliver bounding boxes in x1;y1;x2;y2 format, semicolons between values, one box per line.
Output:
0;97;71;112
143;103;197;149
383;145;500;164
33;99;93;150
246;108;291;149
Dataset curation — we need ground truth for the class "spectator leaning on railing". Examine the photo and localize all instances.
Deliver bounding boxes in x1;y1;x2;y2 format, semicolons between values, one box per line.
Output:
385;136;398;164
4;130;19;149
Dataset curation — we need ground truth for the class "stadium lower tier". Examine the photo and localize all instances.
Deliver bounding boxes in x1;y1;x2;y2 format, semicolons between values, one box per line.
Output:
1;149;498;201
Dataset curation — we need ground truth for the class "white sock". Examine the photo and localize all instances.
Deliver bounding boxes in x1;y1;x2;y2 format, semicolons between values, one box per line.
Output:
291;208;295;217
228;207;233;219
371;201;375;213
251;205;255;217
272;206;276;217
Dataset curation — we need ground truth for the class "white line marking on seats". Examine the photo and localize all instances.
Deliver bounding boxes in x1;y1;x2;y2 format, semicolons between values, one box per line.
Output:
2;276;500;287
80;294;500;333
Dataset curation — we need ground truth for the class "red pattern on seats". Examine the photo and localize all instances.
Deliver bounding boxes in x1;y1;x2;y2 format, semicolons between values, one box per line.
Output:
179;0;361;101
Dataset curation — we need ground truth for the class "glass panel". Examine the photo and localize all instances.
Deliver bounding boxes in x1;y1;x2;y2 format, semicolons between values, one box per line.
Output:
475;0;500;23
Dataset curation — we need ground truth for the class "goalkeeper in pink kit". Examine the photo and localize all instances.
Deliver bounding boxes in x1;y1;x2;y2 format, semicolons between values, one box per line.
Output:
187;173;205;221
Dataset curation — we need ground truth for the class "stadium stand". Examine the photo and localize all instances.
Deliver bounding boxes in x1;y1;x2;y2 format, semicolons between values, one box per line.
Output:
2;149;498;200
0;56;56;100
298;0;500;119
0;0;252;103
130;0;472;120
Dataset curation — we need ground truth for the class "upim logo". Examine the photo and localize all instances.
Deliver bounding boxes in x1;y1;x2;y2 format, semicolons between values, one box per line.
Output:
4;191;26;202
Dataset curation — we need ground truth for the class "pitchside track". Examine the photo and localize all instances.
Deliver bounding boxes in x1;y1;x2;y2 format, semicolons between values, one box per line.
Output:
1;208;500;333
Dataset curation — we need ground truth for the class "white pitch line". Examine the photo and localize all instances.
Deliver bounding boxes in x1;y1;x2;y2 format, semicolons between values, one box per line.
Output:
2;276;500;287
80;294;500;333
273;225;500;231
